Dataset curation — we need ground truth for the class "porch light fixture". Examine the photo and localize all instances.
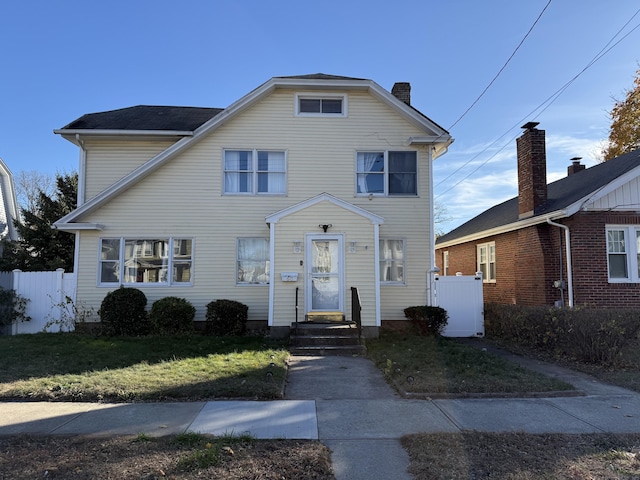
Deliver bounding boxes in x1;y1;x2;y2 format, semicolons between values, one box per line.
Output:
293;241;302;254
348;241;357;253
319;224;332;233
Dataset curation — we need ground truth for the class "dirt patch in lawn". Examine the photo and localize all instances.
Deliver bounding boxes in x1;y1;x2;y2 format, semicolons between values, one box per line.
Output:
403;432;640;479
0;434;335;480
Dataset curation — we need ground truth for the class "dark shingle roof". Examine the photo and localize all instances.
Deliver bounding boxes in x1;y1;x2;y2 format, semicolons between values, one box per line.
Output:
275;73;368;81
437;148;640;244
61;105;224;132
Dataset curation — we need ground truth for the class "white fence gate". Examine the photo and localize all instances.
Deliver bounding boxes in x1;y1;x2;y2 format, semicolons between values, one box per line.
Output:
434;273;485;337
3;269;77;334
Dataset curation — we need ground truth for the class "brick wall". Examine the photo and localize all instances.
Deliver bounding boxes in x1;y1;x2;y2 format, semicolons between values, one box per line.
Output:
436;211;640;308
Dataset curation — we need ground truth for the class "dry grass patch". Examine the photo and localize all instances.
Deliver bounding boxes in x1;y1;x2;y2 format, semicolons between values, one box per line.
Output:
0;434;335;480
403;432;640;479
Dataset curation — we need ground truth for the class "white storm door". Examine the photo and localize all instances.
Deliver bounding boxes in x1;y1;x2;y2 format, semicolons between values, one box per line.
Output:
306;235;344;312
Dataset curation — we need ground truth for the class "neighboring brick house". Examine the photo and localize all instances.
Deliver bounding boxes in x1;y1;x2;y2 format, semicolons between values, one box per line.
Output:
435;123;640;308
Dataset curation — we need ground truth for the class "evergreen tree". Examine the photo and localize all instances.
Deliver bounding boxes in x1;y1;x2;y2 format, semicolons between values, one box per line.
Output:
603;68;640;160
0;172;77;271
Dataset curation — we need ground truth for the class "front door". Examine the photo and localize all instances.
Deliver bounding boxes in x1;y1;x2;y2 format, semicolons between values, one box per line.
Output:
306;235;344;312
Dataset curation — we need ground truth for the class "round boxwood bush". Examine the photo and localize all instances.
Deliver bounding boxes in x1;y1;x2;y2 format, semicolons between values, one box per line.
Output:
99;286;151;336
205;299;248;336
149;296;195;335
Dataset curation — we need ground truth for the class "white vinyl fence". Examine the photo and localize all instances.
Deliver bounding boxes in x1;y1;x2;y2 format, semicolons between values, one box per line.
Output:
434;273;485;337
1;269;77;335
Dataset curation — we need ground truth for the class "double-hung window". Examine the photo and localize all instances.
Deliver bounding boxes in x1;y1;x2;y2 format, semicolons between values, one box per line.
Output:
224;150;286;195
99;238;193;285
606;225;640;282
356;151;417;196
477;242;496;282
380;238;405;284
237;238;270;285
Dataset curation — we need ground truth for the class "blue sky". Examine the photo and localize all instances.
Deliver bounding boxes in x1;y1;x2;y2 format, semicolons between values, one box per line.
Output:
1;1;639;233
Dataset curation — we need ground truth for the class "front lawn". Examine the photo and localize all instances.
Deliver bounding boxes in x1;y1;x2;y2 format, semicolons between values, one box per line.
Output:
0;334;289;402
366;333;574;395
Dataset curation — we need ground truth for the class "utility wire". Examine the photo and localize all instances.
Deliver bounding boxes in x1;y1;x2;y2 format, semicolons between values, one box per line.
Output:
435;8;640;199
447;0;552;131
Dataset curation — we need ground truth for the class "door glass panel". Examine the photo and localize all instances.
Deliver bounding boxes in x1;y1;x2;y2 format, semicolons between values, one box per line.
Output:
310;239;340;310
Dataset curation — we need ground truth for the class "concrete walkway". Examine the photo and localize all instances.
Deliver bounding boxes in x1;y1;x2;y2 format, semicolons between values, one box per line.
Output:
1;352;640;480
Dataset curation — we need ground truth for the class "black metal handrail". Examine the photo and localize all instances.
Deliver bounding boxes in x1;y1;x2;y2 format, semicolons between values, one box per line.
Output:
350;286;362;338
294;287;299;346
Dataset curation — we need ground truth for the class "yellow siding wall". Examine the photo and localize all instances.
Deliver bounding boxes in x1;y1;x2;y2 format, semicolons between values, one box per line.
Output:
76;89;433;324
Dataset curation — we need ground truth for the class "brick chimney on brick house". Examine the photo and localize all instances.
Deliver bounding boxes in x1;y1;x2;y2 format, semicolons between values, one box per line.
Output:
517;122;547;219
392;82;411;105
567;157;586;176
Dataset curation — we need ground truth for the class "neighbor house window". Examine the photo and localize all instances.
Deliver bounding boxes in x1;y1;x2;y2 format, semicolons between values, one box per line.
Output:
477;242;496;282
296;94;346;116
443;251;449;276
606;225;640;282
380;238;405;284
99;238;193;285
237;238;270;285
224;150;286;195
356;151;417;196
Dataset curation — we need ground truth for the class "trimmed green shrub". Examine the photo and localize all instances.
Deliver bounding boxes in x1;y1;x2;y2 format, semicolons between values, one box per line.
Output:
205;299;248;336
485;303;640;366
403;306;448;336
99;286;151;336
149;296;195;335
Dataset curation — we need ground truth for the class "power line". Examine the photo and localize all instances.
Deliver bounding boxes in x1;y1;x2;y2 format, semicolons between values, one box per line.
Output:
435;7;640;199
447;0;552;131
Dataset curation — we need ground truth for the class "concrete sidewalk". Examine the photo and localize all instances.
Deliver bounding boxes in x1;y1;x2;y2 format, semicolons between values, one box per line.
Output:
1;353;639;480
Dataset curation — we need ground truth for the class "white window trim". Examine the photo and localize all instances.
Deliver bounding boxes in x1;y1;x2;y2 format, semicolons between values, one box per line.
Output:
379;237;406;285
355;150;419;197
477;241;496;283
295;93;347;117
223;149;287;196
606;225;640;283
236;237;270;286
98;237;194;287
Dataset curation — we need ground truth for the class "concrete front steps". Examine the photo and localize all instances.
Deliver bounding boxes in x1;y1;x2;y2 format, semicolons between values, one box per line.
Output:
289;321;366;356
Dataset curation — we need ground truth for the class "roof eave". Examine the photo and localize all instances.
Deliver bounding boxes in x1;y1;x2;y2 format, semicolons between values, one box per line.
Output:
52;222;104;231
436;209;568;249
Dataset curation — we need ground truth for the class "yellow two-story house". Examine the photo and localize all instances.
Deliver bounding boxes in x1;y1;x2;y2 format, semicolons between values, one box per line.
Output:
54;74;452;337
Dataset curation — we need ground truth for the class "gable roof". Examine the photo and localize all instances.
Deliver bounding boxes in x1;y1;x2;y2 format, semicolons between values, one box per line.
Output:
59;106;223;132
266;192;384;225
436;148;640;247
54;74;452;230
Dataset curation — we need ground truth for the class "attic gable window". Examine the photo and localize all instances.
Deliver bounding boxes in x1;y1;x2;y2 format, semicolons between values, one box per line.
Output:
296;94;346;116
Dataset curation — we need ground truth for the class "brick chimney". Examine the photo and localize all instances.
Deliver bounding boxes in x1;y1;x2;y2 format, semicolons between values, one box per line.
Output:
391;82;411;105
567;157;586;176
517;122;547;219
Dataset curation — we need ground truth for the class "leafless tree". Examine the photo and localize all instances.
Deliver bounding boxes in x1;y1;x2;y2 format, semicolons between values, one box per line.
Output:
15;170;55;214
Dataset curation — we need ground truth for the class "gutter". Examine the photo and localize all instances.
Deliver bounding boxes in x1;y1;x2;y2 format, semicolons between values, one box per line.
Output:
547;218;574;307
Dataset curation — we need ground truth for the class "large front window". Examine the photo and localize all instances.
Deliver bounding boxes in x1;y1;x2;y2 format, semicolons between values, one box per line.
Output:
606;226;640;282
356;151;417;196
380;238;405;284
237;238;270;285
99;238;193;285
224;150;286;195
477;242;496;282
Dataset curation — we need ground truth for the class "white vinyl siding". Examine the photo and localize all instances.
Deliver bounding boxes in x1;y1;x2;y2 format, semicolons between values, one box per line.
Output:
74;89;435;324
606;225;640;282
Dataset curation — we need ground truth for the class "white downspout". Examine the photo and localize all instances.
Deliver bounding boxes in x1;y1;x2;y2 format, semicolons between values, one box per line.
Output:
547;218;574;307
75;134;86;206
267;222;275;326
